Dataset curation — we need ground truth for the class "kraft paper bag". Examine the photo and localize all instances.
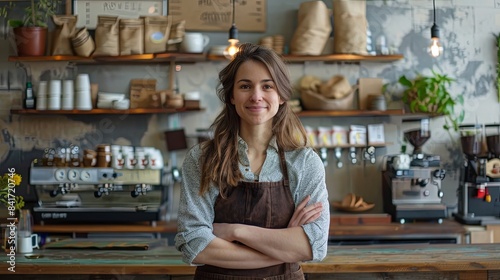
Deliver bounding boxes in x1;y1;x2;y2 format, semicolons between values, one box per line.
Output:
333;0;367;54
93;16;120;56
142;16;172;54
290;1;332;55
51;15;78;55
119;18;144;55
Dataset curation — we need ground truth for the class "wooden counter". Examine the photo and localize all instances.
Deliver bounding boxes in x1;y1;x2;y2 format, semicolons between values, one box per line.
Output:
33;220;178;238
32;219;467;244
0;243;499;279
329;219;466;244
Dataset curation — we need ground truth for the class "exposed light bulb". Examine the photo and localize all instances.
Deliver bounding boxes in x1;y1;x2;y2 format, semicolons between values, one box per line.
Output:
224;39;239;60
428;37;443;57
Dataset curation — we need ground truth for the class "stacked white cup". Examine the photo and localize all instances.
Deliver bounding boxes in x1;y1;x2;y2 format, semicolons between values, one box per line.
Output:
75;74;93;110
48;80;62;110
61;80;75;110
36;81;48;110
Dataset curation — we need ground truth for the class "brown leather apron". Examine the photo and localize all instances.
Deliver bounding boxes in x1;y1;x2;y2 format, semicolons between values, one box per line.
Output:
194;149;305;280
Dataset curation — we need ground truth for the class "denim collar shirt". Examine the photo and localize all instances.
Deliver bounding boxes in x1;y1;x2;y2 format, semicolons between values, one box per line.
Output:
175;136;330;264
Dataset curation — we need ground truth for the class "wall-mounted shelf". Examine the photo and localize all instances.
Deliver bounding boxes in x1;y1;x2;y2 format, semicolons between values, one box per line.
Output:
283;54;404;63
297;109;405;117
10;107;203;115
314;143;389;149
8;53;207;64
9;53;404;64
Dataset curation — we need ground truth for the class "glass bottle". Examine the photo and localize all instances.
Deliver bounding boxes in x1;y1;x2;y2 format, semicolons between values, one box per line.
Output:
24;82;35;109
18;209;33;238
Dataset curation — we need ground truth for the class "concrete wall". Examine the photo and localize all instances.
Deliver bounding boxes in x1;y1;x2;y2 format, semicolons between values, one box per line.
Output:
1;0;499;219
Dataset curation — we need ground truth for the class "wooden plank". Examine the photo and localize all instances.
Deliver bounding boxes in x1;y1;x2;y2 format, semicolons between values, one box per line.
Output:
32;221;178;233
307;272;461;280
330;213;392;225
459;271;487;279
329;220;466;237
1;244;499;275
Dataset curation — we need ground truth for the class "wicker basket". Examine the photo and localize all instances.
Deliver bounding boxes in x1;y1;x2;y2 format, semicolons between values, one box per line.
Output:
300;86;357;110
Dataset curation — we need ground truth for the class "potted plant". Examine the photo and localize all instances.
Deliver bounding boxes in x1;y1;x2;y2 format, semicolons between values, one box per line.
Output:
398;70;465;133
7;0;61;56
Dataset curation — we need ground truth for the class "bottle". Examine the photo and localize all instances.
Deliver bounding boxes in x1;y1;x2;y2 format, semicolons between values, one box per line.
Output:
24;82;35;109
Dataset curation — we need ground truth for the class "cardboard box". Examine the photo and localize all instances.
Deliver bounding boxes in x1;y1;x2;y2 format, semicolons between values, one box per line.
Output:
358;78;383;110
129;79;157;108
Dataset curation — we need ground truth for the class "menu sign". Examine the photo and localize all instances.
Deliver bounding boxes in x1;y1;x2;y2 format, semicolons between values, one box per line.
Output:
73;0;167;29
168;0;266;32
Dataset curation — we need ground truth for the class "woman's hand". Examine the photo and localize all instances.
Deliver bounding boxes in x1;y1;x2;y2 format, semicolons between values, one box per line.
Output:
288;195;323;228
213;223;237;242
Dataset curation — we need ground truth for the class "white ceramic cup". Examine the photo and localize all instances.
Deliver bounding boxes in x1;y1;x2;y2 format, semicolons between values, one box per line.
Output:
48;80;61;97
17;234;39;254
62;80;74;97
36;96;47;110
37;81;48;98
181;32;210;53
75;74;90;91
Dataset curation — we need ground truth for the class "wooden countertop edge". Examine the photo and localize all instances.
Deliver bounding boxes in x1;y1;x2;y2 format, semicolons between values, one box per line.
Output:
5;260;500;275
32;219;467;236
2;244;500;275
7;264;196;275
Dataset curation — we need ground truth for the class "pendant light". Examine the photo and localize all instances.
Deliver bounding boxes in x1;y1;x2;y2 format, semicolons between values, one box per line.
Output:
223;0;239;59
428;0;443;57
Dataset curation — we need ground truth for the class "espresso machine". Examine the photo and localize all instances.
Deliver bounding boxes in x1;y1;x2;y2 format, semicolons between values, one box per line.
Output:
29;153;166;225
454;124;500;225
382;122;448;224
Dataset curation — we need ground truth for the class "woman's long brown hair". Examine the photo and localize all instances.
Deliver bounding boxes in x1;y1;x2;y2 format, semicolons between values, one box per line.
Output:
199;43;308;195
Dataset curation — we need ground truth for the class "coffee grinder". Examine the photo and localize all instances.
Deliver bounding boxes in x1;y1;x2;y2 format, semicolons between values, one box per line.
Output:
454;124;500;225
382;119;447;224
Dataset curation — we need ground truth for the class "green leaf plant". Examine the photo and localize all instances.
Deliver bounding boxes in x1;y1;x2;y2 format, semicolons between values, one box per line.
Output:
399;70;465;136
7;0;61;28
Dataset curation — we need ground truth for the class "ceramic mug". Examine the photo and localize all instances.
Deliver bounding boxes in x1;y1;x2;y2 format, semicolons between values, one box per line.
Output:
17;234;39;254
180;32;210;53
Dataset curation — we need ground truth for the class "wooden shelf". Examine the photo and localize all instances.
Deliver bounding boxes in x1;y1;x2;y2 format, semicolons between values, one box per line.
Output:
297;109;405;117
8;53;207;64
10;107;203;115
315;143;389;149
9;53;404;64
283;54;404;63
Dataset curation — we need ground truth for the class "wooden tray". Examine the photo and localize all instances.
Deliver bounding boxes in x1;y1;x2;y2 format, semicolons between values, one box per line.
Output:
332;201;375;212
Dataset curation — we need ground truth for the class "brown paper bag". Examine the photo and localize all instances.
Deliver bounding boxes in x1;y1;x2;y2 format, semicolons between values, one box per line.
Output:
167;20;186;51
93;16;120;57
119;18;144;55
51;15;78;55
142;16;172;54
290;1;332;55
333;0;367;54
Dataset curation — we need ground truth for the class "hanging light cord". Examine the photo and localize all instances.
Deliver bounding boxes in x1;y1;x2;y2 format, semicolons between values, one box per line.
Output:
232;0;236;25
433;0;436;24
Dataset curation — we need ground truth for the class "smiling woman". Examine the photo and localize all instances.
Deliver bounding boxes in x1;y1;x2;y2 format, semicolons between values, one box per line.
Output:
175;43;330;280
